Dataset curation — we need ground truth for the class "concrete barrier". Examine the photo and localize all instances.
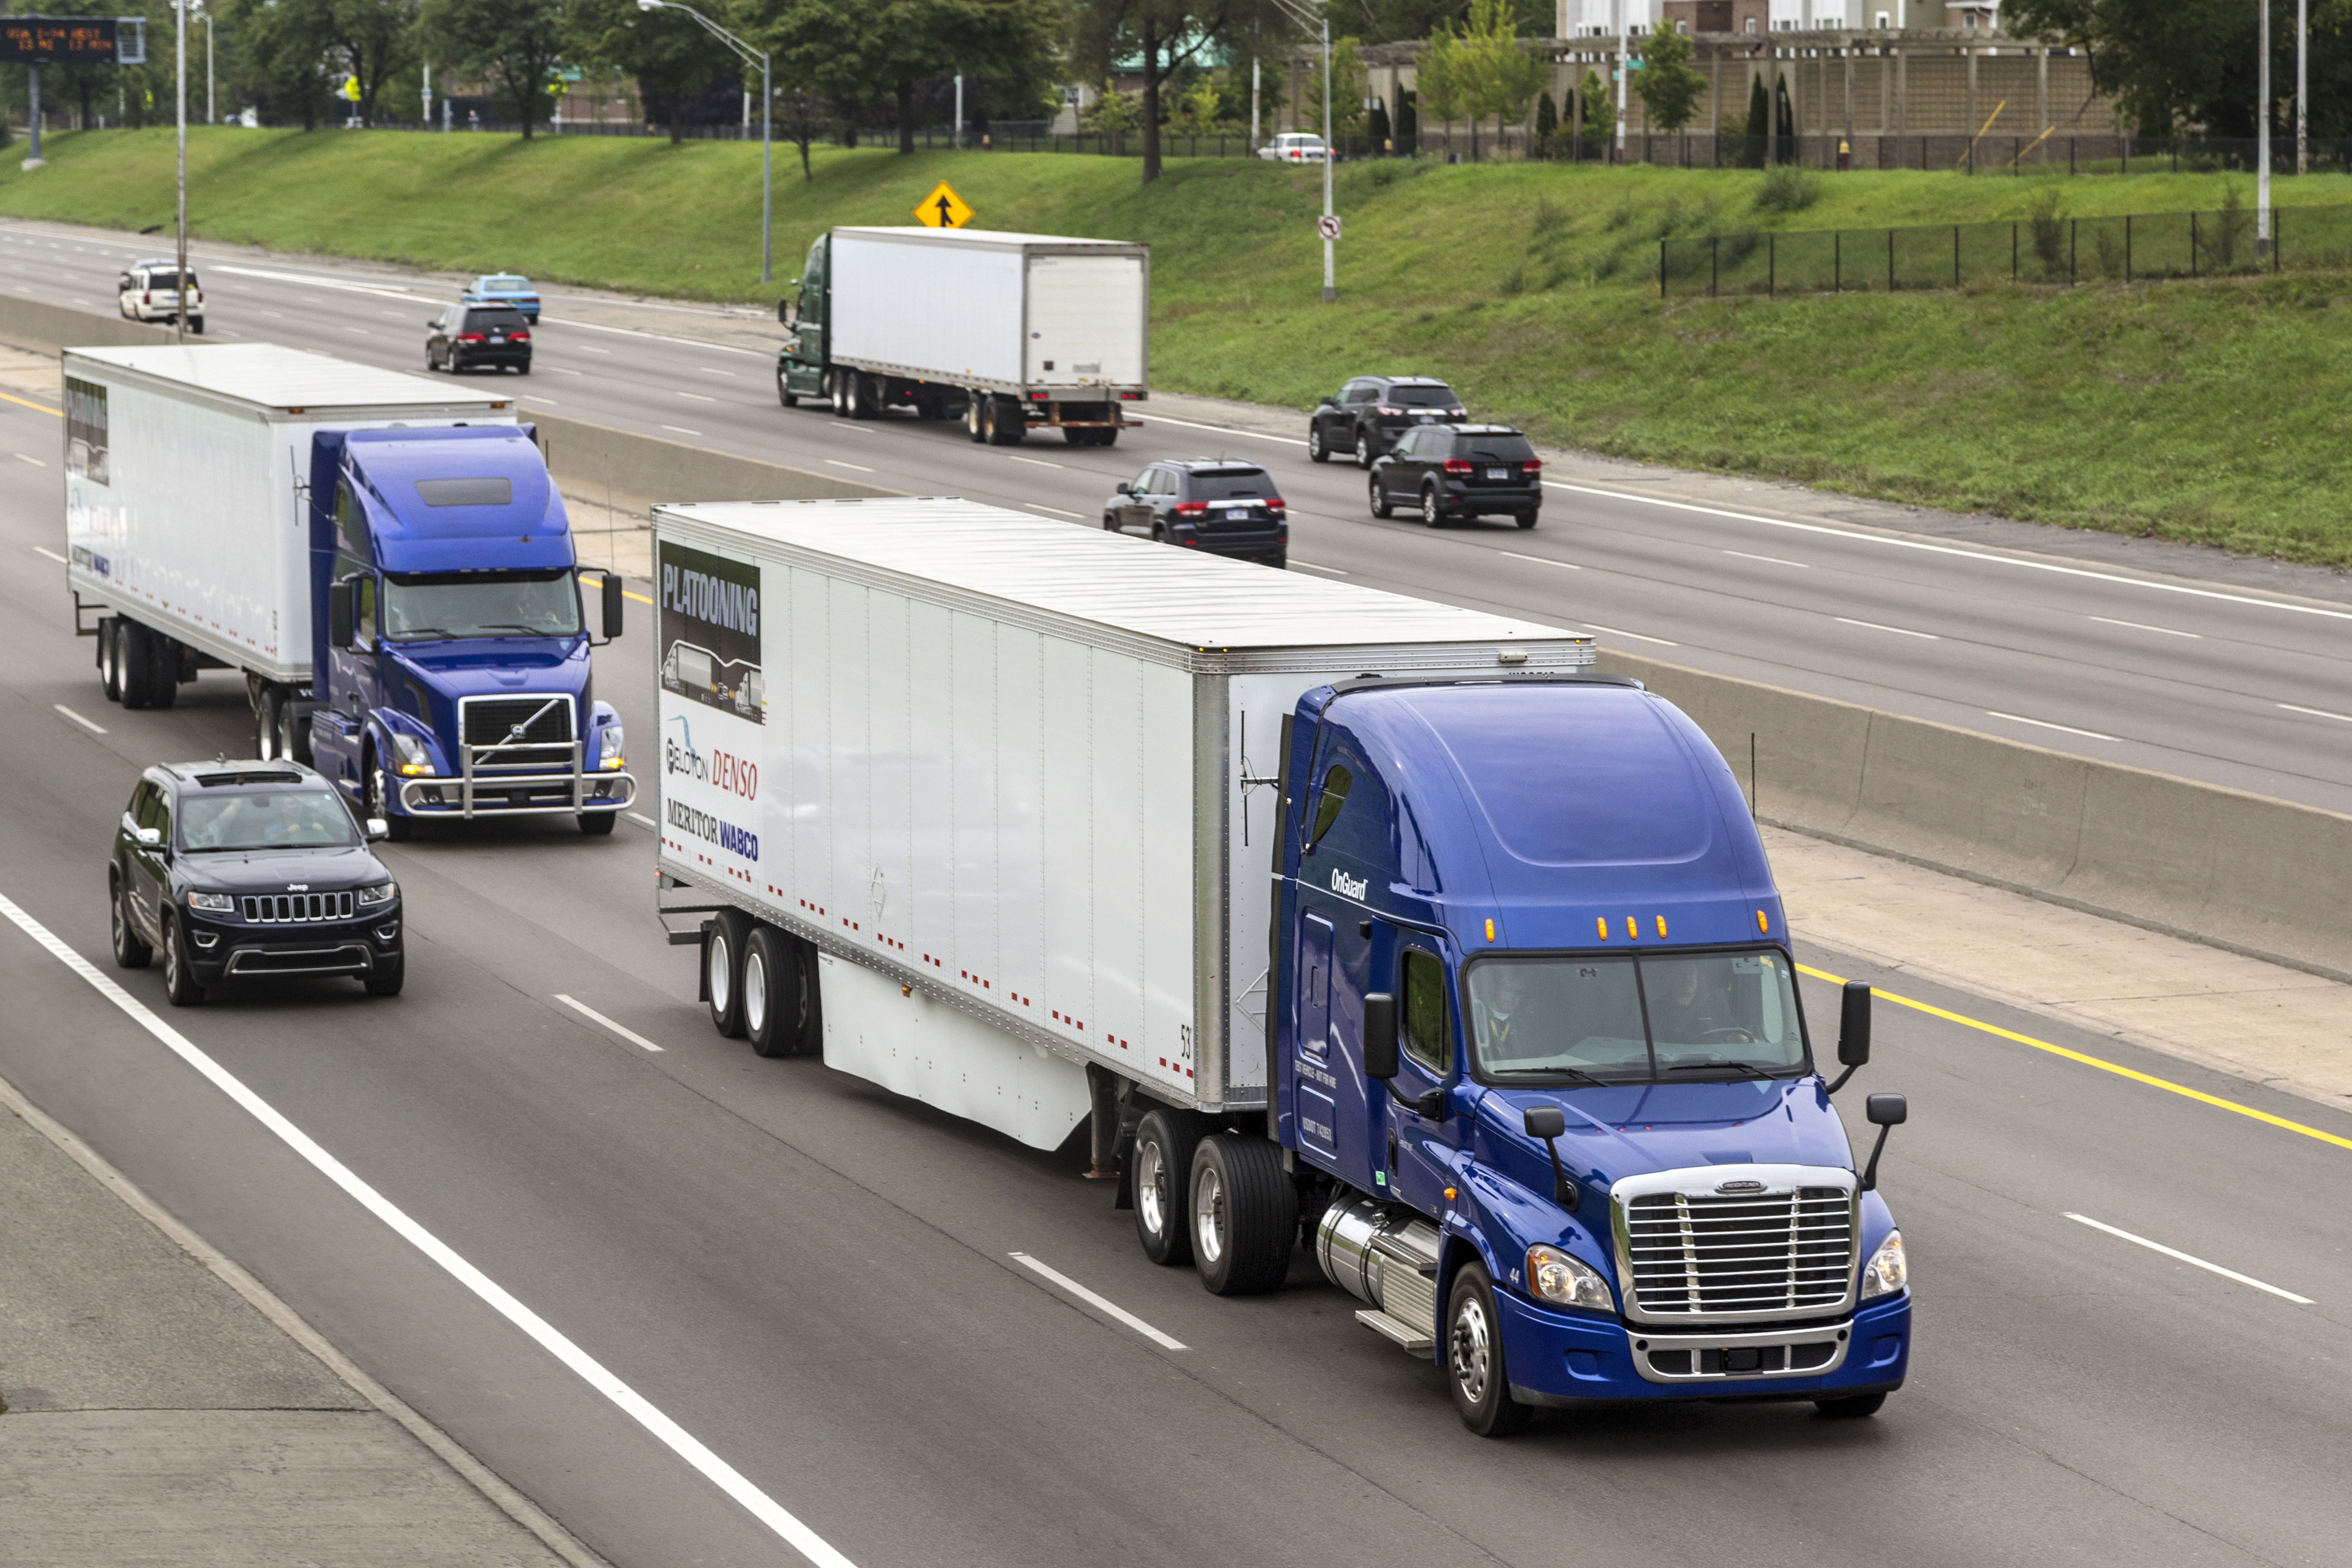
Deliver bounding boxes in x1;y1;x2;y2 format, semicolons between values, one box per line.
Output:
0;292;176;353
531;412;893;517
1605;650;2352;984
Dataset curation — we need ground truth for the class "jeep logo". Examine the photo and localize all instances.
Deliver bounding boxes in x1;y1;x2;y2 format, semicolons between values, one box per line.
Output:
1329;869;1368;900
286;883;309;892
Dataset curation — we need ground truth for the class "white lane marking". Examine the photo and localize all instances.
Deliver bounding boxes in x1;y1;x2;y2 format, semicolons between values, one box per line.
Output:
0;892;857;1568
1725;549;1808;568
523;396;559;407
1140;412;1308;447
1003;454;1063;469
660;425;703;437
16;452;48;467
2278;701;2352;724
1500;550;1580;570
1290;560;1348;575
344;328;373;337
1582;623;1679;647
32;545;68;564
828;422;878;434
697;366;737;377
578;345;612;354
675;391;717;403
547;367;584;376
211;263;443;306
261;309;285;318
1008;1253;1188;1350
1539;478;2352;626
1986;710;2118;741
2091;615;2199;638
537;316;765;357
1836;616;1939;640
624;811;659;830
2064;1213;2313;1304
53;703;106;734
553;993;666;1053
825;460;875;473
1025;505;1080;518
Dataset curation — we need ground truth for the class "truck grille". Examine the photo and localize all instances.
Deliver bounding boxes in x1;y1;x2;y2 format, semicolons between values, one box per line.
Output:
1620;1186;1855;1319
241;892;355;924
461;696;573;748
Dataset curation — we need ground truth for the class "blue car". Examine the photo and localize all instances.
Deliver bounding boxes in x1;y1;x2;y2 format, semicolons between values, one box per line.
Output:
461;273;541;322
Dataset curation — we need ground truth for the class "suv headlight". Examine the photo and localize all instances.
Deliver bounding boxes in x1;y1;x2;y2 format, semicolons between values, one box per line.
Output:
1526;1245;1615;1312
598;723;625;769
389;730;431;776
1860;1231;1908;1300
186;890;234;913
355;882;398;908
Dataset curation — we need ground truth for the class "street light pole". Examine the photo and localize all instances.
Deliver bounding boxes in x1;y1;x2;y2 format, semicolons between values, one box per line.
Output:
1616;0;1628;163
176;0;188;343
2297;0;2308;177
1320;11;1333;301
637;0;769;283
2258;0;2272;251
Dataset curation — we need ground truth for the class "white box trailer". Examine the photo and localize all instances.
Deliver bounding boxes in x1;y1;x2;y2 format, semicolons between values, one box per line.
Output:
651;497;1594;1149
61;344;517;684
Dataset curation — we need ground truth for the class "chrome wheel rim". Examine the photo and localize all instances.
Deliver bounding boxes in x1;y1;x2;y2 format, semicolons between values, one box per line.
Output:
1194;1163;1227;1265
743;948;767;1034
111;888;126;953
1451;1292;1495;1407
1423;489;1440;525
164;923;182;990
1356;435;1371;468
709;932;733;1015
1136;1137;1169;1241
1369;478;1382;511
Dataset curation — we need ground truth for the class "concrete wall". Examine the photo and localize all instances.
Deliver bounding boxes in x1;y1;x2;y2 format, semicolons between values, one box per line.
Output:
1604;650;2352;984
0;294;177;353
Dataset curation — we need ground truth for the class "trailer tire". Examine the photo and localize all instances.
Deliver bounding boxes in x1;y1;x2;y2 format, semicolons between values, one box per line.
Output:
966;391;987;443
789;935;823;1054
743;925;794;1057
1132;1108;1208;1266
705;908;751;1038
254;686;284;760
118;620;157;709
1190;1133;1298;1296
1096;427;1117;448
279;698;313;765
1446;1263;1535;1437
99;618;123;702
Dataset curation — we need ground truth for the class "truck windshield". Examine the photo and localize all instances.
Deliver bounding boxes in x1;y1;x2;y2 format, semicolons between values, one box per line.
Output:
381;570;581;640
1464;948;1808;1083
181;791;357;852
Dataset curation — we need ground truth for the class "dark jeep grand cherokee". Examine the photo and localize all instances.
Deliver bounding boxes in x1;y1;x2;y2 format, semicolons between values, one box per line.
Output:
109;761;404;1005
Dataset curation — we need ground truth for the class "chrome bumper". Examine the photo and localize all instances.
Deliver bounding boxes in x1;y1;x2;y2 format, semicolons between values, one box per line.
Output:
397;766;637;818
1628;1321;1854;1384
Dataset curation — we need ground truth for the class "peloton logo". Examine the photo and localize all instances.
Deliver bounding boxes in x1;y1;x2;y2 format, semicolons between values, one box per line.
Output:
1329;869;1368;900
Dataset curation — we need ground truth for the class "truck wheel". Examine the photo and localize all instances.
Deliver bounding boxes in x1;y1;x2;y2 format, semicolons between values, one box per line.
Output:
1814;1392;1888;1419
365;760;415;842
1096;427;1117;448
99;619;122;702
789;935;823;1054
1190;1134;1298;1296
189;316;204;335
1446;1263;1534;1436
279;698;313;765
254;686;283;760
844;372;868;419
777;367;797;408
577;811;616;836
1132;1108;1208;1266
966;391;986;443
705;908;750;1038
118;620;156;709
161;918;206;1008
743;926;797;1057
110;870;151;969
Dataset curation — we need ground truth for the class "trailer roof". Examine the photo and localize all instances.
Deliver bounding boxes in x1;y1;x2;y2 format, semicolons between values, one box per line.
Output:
655;498;1585;655
834;226;1148;253
63;343;515;414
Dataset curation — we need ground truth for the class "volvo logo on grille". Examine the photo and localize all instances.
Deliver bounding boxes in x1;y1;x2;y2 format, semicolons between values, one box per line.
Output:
508;723;528;740
1715;1179;1766;1194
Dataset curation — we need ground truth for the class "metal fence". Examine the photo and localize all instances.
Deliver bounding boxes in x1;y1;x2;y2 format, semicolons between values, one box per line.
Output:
1660;202;2352;297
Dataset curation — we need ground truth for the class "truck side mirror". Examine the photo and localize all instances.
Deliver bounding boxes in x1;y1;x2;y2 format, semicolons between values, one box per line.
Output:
1826;980;1871;1093
777;298;792;324
602;572;624;640
1362;993;1398;1079
1860;1091;1907;1191
1522;1106;1577;1212
328;581;355;650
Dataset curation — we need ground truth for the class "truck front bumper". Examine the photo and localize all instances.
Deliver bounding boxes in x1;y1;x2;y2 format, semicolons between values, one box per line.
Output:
1498;1291;1910;1407
397;769;636;818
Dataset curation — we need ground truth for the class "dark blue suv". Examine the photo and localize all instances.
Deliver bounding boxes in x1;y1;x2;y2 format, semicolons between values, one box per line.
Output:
1102;459;1288;568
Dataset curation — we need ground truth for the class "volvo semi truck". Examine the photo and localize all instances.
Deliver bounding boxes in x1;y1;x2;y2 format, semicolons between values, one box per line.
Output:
774;227;1147;446
61;344;634;837
653;497;1911;1433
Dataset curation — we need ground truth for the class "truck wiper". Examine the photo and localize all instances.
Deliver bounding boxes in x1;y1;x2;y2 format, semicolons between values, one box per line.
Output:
1663;1061;1774;1079
1493;1065;1607;1086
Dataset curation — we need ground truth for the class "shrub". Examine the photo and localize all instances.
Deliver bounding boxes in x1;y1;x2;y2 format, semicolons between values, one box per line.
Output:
1755;163;1820;214
2028;186;2066;277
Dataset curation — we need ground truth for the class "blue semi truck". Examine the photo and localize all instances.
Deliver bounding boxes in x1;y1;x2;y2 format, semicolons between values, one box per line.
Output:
62;345;633;836
654;498;1910;1434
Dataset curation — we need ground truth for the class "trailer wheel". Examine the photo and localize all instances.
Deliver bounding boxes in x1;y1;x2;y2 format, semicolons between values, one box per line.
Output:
278;697;313;765
966;391;986;443
118;620;157;709
1446;1263;1535;1437
1132;1108;1208;1266
705;908;751;1038
743;925;794;1057
254;687;283;760
789;935;823;1054
1190;1134;1298;1296
1095;428;1118;448
99;618;122;702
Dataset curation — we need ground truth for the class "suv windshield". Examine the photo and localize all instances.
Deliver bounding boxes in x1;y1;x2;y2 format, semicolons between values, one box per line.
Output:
1465;948;1808;1083
382;570;581;640
1190;469;1275;500
1458;433;1535;463
181;790;358;852
1390;385;1458;408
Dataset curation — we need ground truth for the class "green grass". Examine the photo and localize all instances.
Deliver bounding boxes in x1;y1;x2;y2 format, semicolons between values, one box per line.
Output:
8;129;2352;563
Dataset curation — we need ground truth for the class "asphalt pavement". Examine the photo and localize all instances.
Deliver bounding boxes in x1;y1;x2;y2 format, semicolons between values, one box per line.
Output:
0;218;2348;818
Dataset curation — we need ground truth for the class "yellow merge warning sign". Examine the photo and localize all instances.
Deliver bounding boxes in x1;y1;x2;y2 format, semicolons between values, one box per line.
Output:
914;181;974;229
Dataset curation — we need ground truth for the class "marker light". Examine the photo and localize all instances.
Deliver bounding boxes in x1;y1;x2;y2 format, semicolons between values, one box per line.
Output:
1625;916;1637;940
1484;918;1495;941
1757;909;1769;934
1656;916;1668;938
1596;916;1608;941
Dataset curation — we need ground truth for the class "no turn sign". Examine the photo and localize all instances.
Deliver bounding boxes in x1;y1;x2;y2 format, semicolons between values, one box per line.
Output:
1317;214;1341;241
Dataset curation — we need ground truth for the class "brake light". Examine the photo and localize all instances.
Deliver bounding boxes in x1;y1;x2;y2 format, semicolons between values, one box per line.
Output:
1442;459;1474;475
1173;502;1208;518
1376;405;1403;416
1523;458;1542;476
142;291;151;304
457;332;486;343
1266;498;1286;514
509;331;529;343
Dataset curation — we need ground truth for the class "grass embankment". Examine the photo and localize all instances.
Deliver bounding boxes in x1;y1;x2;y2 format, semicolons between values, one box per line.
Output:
5;129;2350;565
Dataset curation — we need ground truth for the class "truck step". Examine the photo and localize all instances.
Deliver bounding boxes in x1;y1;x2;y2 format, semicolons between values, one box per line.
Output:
1355;1308;1434;1356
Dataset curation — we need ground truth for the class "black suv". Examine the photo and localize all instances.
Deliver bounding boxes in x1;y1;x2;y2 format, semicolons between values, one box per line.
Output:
426;303;532;374
1369;424;1543;528
1102;459;1288;568
1307;375;1467;467
110;761;405;1006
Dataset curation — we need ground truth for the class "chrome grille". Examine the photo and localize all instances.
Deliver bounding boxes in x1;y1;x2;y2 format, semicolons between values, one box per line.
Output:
1619;1182;1855;1321
241;892;355;924
461;695;573;748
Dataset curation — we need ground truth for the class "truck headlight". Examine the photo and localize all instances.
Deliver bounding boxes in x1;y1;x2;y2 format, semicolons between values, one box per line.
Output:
1526;1245;1614;1312
355;882;397;908
186;890;234;913
1860;1231;1907;1300
598;723;624;769
389;730;431;776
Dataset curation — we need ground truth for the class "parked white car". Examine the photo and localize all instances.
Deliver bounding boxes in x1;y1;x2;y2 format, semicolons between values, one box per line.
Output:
118;259;203;333
1258;133;1328;163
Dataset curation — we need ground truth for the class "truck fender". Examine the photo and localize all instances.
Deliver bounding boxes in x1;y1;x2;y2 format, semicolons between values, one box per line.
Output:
1432;1218;1507;1368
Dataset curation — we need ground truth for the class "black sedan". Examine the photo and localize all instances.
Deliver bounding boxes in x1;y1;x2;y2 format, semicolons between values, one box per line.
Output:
1307;375;1467;467
110;761;405;1005
1368;424;1543;528
426;303;533;374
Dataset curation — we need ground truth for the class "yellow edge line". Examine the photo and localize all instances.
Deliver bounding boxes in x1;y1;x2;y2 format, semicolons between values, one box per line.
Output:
621;589;653;605
1796;962;2352;1154
0;390;63;417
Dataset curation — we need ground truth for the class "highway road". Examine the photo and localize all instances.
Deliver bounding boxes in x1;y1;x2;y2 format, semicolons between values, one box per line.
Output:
4;379;2352;1563
1;217;2349;819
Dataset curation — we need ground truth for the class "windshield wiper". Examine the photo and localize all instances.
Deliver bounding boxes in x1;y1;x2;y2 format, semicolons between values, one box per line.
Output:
388;627;454;639
1493;1065;1608;1086
1663;1061;1776;1079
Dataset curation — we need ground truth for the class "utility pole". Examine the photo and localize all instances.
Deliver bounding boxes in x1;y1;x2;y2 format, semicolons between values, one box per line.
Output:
2297;0;2308;176
199;2;212;124
1320;9;1333;300
954;74;963;149
176;0;188;343
423;63;432;129
1616;0;1628;162
23;66;41;168
2258;0;2272;251
1252;56;1260;147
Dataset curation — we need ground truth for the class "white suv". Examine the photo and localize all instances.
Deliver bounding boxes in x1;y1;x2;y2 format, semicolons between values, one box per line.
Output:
1258;133;1328;163
118;260;204;333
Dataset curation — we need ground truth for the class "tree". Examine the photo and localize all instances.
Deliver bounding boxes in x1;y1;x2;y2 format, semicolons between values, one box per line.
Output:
2006;0;2352;138
1416;0;1540;159
329;0;422;126
221;0;341;129
569;0;730;144
1533;88;1555;143
1743;69;1768;164
1577;67;1613;146
1632;23;1706;134
746;0;881;177
1068;0;1285;182
1303;35;1367;145
425;0;566;135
